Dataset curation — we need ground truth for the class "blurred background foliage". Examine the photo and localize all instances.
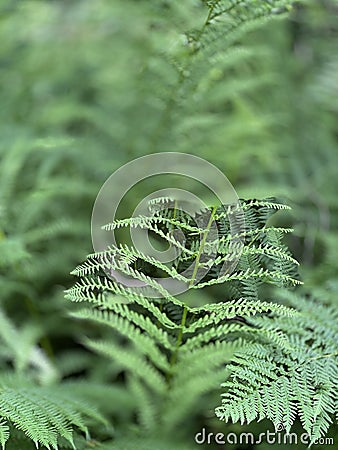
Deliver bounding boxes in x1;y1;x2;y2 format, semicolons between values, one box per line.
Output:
0;0;337;448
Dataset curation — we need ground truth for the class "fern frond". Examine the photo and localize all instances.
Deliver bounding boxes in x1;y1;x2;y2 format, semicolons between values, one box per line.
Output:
66;280;179;330
195;298;298;318
0;421;9;450
72;308;171;371
194;267;301;289
127;376;159;432
216;289;338;440
85;339;167;395
66;196;338;441
0;383;106;450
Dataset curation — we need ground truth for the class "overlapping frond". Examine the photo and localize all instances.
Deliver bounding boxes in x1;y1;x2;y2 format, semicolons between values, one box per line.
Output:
0;377;106;450
216;290;338;442
66;196;335;440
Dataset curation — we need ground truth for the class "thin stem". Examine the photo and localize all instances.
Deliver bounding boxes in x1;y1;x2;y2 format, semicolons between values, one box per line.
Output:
166;206;217;384
196;5;215;43
189;205;217;288
308;352;338;361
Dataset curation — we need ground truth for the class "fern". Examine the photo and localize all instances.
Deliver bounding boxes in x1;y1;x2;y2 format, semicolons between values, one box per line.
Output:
65;195;338;443
0;310;108;449
216;290;338;443
1;0;337;448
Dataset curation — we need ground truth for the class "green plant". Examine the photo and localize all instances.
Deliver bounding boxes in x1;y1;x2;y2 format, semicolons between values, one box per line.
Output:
66;197;337;446
0;308;110;450
1;0;337;448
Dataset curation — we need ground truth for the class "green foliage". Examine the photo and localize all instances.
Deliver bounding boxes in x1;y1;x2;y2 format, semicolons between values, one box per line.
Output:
0;0;337;449
0;315;107;450
216;290;338;444
66;197;337;444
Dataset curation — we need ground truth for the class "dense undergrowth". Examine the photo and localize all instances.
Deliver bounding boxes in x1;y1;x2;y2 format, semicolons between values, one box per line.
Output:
0;0;337;448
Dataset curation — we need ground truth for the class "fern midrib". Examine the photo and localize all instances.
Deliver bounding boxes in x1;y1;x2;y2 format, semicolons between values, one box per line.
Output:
193;3;215;49
166;205;217;384
189;205;217;288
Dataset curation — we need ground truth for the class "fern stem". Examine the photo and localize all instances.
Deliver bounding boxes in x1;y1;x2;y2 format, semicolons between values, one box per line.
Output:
308;352;338;361
166;206;217;384
189;205;217;288
194;4;214;46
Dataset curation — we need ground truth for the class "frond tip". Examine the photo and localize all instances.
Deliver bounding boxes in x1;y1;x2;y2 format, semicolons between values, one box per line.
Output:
71;197;301;301
0;421;9;450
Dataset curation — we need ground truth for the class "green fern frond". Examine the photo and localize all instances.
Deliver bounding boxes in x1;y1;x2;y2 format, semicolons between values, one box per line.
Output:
0;421;9;450
0;382;106;450
195;298;298;318
188;0;295;59
72;308;171;371
216;289;338;440
127;376;158;432
0;309;58;386
68;196;337;440
194;267;301;289
85;339;167;395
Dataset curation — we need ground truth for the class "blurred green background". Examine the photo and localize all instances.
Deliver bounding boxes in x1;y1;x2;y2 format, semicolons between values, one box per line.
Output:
0;0;337;448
